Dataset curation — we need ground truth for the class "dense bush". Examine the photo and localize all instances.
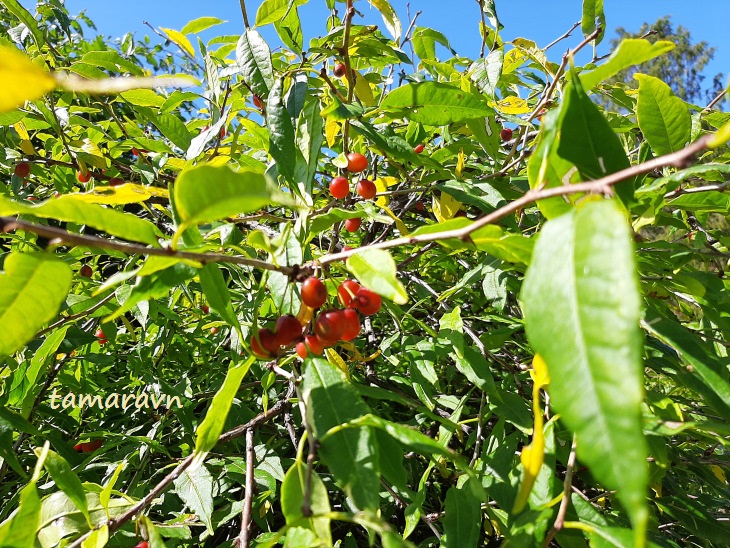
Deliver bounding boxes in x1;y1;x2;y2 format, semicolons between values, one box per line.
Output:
0;1;729;547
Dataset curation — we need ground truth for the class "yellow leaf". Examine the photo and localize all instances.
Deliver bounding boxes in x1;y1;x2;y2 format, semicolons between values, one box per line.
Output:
64;183;169;205
165;157;188;172
709;120;730;150
710;464;727;484
353;69;376;106
325;117;340;148
325;348;350;380
380;204;410;236
0;46;56;113
456;149;465;178
161;27;196;58
502;47;528;74
432;192;462;222
20;139;36;156
513;354;550;513
13;122;29;140
374;176;396;208
490;96;531;114
296;302;315;328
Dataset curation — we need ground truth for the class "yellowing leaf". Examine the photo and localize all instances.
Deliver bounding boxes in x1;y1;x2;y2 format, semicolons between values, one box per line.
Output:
490;96;531;114
432;192;462;222
20;139;36;156
380;204;409;236
161;27;196;58
325;348;350;380
502;47;528;74
325;117;340;148
456;149;465;178
374;176;397;208
13;122;29;140
709;120;730;150
65;183;169;205
353;69;376;107
0;46;56;113
513;354;550;513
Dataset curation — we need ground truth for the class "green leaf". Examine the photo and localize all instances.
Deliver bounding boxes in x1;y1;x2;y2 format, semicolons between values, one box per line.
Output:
255;0;309;27
369;0;402;42
643;310;730;421
480;0;503;30
119;89;165;108
274;5;303;53
181;16;226;34
579;39;675;92
37;449;92;527
301;358;380;511
380;82;493;126
80;524;108;548
581;0;605;45
147;111;192;151
635;74;691;155
296;97;324;192
1;0;47;50
0;481;40;547
346;248;408;305
281;460;332;543
310;207;364;235
412;27;452;61
236;29;274;99
442;479;482;548
193;358;255;464
266;78;297;184
173;164;278;228
0;253;72;356
199;263;239;330
520;199;648;541
0;195;162;246
557;70;632;204
173;465;214;533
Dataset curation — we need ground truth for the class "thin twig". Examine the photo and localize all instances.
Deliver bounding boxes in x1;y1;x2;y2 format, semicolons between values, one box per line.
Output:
543;437;578;547
239;0;250;29
235;428;256;547
544;21;581;52
315;134;713;266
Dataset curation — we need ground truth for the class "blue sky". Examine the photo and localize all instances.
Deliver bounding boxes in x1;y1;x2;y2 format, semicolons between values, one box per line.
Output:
60;0;727;89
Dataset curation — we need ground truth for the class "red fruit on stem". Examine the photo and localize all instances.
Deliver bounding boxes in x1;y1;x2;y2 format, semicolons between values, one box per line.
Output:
77;171;92;183
296;342;308;359
414;144;425;154
73;443;83;451
355;288;382;316
83;439;103;452
109;177;124;187
253;94;263;109
210;326;219;335
343;245;353;252
251;330;272;358
95;329;107;345
356;179;377;200
344;217;361;232
415;201;425;212
131;148;139;157
260;328;280;354
79;265;93;278
329;176;349;199
341;308;361;341
202;305;210;314
27;196;36;202
500;127;513;142
333;62;347;78
346;152;368;173
14;162;30;178
338;280;360;308
304;335;325;356
276;315;303;347
315;310;346;342
302;277;327;308
134;542;149;548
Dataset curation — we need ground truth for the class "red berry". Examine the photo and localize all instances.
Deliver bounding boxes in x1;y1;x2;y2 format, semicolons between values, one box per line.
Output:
302;277;327;309
415;201;425;211
109;177;124;187
27;196;37;202
14;162;30;178
304;334;325;356
344;217;361;232
79;265;93;278
251;329;273;358
276;315;303;347
346;152;368;173
315;310;346;342
253;94;263;109
333;62;346;78
210;326;219;335
134;542;149;548
356;179;377;200
95;329;107;345
414;144;425;154
53;192;60;198
355;288;382;316
83;440;103;452
259;328;280;354
341;309;361;341
77;171;92;183
343;245;353;252
296;342;308;359
202;305;210;314
338;280;361;308
500;127;513;142
329;176;349;199
73;443;83;451
131;148;139;157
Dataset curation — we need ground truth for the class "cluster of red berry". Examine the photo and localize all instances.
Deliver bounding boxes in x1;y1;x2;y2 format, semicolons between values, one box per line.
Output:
249;277;381;361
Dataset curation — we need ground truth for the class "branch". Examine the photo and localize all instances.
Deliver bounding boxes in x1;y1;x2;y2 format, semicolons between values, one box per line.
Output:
0;217;298;277
66;385;294;548
234;428;256;547
315;134;713;266
543;437;578;547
